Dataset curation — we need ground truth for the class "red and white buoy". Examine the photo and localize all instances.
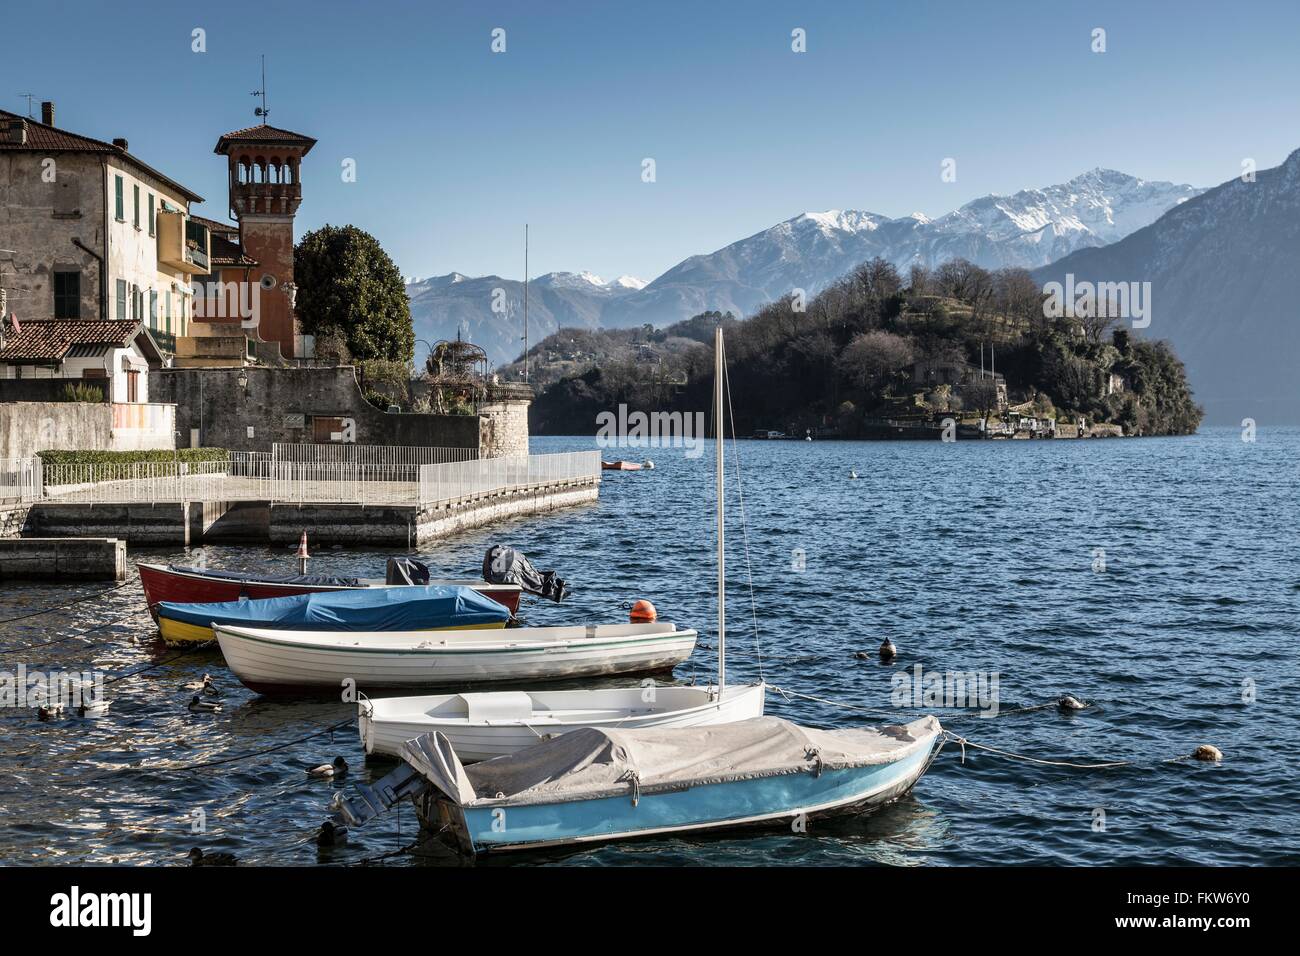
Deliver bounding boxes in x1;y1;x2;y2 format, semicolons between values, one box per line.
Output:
296;531;310;575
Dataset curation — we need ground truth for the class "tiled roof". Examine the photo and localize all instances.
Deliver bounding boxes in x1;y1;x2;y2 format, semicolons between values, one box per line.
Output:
208;232;258;267
0;320;143;361
0;109;204;202
215;123;317;155
189;213;239;234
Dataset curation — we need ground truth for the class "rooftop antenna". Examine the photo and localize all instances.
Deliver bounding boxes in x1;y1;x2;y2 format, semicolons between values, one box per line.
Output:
17;94;35;118
251;55;269;122
522;223;529;383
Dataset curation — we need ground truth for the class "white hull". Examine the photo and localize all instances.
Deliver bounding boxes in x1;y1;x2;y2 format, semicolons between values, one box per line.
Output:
360;683;767;761
213;622;697;694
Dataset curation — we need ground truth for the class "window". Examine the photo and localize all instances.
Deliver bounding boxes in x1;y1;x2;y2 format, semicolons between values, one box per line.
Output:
116;279;127;319
165;291;172;334
149;290;158;327
147;194;155;236
114;176;124;221
53;271;81;319
133;184;140;229
130;284;141;320
126;369;139;404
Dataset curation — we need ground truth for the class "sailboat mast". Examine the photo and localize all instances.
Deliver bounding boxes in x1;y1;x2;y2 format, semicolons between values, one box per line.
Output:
715;326;726;692
523;224;529;384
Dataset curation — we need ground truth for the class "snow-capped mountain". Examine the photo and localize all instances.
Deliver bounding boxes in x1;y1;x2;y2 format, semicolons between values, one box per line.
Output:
1034;149;1300;424
406;168;1203;366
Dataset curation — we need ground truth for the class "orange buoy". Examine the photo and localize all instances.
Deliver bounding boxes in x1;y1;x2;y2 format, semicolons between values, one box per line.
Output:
630;600;657;623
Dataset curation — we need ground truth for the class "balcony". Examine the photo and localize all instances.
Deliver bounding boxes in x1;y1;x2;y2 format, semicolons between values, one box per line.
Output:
156;210;211;276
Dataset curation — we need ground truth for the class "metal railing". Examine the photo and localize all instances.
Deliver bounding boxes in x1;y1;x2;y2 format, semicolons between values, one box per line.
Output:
0;458;43;504
272;442;478;466
32;450;599;507
419;451;600;506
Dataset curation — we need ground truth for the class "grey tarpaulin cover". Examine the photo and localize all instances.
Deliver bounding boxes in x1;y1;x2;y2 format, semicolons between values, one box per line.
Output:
402;715;941;808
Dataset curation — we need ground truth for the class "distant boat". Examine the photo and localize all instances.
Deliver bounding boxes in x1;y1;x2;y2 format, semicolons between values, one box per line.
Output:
214;622;697;696
138;559;523;616
601;460;644;471
337;715;941;855
157;584;511;647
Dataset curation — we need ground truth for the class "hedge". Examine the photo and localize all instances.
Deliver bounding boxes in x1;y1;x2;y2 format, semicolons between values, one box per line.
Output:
36;448;229;466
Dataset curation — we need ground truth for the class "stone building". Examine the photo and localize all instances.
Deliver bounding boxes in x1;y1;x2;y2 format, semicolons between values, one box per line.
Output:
186;124;317;362
0;102;209;359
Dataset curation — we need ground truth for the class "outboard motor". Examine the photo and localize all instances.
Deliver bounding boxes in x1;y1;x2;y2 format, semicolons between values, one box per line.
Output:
386;557;431;586
482;546;568;602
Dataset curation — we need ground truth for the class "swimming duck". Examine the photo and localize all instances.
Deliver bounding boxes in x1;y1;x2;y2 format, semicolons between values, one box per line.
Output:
644;460;655;470
849;470;858;479
1192;744;1223;762
852;651;871;660
306;756;348;778
187;695;222;713
187;847;237;867
37;704;65;721
1057;695;1086;712
184;674;220;697
879;638;898;661
317;819;348;847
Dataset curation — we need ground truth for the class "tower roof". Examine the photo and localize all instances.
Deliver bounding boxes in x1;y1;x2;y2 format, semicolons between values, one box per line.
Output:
214;124;317;156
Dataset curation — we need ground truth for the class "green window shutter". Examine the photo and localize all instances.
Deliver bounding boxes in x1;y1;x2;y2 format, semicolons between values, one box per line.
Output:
116;279;127;319
149;290;158;325
114;176;124;220
133;185;140;228
148;194;155;235
165;291;172;334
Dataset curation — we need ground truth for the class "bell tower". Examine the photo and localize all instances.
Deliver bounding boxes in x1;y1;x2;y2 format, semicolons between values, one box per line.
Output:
213;124;316;358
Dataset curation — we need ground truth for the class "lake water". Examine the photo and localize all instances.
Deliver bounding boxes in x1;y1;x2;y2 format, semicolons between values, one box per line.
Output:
1;428;1296;866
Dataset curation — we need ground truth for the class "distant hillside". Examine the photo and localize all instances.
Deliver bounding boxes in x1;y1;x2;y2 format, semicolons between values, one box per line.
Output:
1034;149;1300;424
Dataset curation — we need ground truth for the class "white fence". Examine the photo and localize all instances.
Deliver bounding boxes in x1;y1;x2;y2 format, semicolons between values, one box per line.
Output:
1;458;43;504
418;451;601;506
31;449;600;506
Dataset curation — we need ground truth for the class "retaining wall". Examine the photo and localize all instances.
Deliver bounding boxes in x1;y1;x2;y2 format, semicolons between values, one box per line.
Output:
0;537;126;581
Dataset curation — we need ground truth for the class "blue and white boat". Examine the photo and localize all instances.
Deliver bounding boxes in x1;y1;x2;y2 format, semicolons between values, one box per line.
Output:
157;583;511;646
336;714;941;855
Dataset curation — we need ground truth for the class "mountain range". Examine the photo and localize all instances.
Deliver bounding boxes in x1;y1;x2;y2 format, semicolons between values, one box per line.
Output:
407;168;1203;367
1034;149;1300;424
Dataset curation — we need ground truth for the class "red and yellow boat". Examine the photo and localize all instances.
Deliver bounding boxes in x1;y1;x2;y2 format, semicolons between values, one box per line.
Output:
137;561;523;618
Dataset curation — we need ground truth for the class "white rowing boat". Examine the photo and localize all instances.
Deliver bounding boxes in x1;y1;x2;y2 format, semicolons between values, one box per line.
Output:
213;622;697;695
360;684;766;761
355;326;767;758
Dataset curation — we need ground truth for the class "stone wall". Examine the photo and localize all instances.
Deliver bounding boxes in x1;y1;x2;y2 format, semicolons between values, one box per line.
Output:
156;366;529;456
478;383;533;458
0;402;175;458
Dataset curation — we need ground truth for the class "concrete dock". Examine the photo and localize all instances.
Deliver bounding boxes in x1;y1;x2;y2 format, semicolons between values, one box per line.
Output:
22;477;600;547
0;537;127;581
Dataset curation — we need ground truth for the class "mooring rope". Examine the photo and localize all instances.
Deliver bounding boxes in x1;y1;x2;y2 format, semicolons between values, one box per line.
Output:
137;715;357;772
0;582;129;625
770;684;1212;770
2;608;146;653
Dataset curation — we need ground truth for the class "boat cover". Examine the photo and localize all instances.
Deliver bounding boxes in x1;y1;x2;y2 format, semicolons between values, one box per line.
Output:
168;564;362;587
482;546;568;602
159;584;511;633
404;715;942;808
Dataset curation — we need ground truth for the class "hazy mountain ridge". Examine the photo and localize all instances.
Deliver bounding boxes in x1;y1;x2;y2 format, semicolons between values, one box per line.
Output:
407;169;1203;366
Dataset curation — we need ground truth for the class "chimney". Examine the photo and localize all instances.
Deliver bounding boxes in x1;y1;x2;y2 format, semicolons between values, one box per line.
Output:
112;137;128;151
40;101;54;127
6;118;26;145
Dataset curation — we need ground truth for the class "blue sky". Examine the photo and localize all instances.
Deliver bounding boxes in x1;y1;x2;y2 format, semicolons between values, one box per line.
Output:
6;0;1298;282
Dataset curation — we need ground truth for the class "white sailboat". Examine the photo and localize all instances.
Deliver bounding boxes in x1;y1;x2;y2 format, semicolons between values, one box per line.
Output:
356;326;766;758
